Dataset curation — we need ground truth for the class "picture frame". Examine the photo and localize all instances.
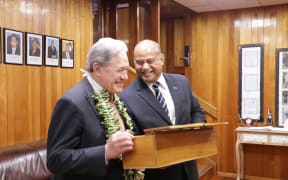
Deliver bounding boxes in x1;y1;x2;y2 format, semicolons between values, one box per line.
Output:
61;39;74;68
3;28;24;65
238;44;264;122
26;32;43;66
44;35;60;66
275;48;288;127
0;27;2;64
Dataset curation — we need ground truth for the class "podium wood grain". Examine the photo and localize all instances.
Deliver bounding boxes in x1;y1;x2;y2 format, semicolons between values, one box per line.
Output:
123;122;227;169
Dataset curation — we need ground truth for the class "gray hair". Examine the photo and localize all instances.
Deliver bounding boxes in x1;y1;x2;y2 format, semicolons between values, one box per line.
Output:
86;37;128;72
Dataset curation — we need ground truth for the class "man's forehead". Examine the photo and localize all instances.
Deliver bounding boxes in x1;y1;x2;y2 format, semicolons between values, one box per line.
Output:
134;55;157;60
136;44;157;53
134;50;159;58
135;45;158;56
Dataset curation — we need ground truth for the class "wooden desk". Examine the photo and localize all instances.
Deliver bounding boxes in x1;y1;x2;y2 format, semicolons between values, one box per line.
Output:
235;127;288;180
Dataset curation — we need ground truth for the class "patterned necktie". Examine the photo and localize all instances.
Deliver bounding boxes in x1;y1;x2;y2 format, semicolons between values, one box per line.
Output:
152;82;170;118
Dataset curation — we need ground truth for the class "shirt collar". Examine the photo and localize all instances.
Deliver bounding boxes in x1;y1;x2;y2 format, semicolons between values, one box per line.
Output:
157;74;167;89
146;73;167;90
86;72;103;93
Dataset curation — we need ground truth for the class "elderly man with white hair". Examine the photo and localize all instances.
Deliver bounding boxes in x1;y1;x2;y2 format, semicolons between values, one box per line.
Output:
47;38;143;180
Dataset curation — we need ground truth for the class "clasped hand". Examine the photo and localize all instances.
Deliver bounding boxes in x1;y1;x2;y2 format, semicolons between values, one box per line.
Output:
105;131;134;161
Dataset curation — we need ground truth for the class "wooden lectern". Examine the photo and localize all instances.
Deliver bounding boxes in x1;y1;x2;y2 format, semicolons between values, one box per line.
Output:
123;122;227;169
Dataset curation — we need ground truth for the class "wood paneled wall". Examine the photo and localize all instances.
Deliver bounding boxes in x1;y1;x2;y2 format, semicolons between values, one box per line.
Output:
160;18;185;74
187;4;288;178
0;0;93;147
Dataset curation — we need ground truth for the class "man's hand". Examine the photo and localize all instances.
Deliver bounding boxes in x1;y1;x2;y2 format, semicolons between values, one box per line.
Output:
105;131;134;161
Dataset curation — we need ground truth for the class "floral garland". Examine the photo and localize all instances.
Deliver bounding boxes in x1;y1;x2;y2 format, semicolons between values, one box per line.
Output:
92;89;144;180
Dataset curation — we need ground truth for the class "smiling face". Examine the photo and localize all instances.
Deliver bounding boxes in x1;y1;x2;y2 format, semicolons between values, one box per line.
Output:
32;40;38;50
50;40;55;47
92;53;129;94
133;40;164;84
66;44;71;51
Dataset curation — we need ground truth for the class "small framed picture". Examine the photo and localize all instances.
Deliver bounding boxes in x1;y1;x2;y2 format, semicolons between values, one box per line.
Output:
0;27;2;63
26;32;43;66
45;35;60;66
61;39;74;68
275;48;288;126
4;28;24;64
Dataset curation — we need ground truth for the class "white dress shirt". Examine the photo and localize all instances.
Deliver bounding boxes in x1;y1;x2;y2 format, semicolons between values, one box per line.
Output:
66;51;70;59
86;73;103;92
147;74;176;124
12;48;16;55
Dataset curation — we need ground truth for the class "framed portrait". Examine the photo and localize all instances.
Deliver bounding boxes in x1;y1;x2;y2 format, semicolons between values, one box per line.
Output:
0;27;1;63
61;39;74;68
238;44;264;122
26;32;43;66
44;35;60;66
3;28;24;64
275;48;288;127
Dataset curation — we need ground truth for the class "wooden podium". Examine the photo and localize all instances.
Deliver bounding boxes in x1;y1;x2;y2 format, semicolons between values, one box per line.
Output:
123;122;227;169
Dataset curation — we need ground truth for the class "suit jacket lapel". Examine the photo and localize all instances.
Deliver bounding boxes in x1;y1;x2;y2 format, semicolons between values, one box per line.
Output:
164;74;182;124
136;78;172;125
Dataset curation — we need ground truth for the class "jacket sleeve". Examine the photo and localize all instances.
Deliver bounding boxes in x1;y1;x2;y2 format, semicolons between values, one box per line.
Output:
46;98;108;176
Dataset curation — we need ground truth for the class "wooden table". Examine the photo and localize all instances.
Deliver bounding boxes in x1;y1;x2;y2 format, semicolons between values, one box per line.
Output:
235;127;288;180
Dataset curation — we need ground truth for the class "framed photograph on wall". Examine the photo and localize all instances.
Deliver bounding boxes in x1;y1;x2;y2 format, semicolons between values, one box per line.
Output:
275;48;288;127
26;32;43;66
0;27;2;63
3;28;24;64
238;44;264;122
61;39;74;68
44;35;60;66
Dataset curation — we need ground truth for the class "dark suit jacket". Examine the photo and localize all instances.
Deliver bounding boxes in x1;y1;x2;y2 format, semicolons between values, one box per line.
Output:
29;48;40;57
120;73;206;180
47;78;125;180
48;46;57;58
7;46;20;55
62;51;73;59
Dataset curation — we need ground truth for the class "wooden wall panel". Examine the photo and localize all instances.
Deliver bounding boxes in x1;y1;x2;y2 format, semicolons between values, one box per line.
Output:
160;20;167;72
116;7;129;43
160;18;185;75
173;18;184;67
150;0;160;42
186;4;288;178
128;0;139;67
0;0;93;147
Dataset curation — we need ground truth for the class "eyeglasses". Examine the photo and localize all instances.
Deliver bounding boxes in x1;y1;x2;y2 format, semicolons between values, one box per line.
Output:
134;57;159;66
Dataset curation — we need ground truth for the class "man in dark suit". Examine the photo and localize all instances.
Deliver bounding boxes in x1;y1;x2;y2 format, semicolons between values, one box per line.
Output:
47;40;57;58
120;40;206;180
47;38;134;180
7;34;21;55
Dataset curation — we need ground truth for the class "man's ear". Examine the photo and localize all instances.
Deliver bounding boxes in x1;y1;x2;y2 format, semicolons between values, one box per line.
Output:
92;63;102;76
